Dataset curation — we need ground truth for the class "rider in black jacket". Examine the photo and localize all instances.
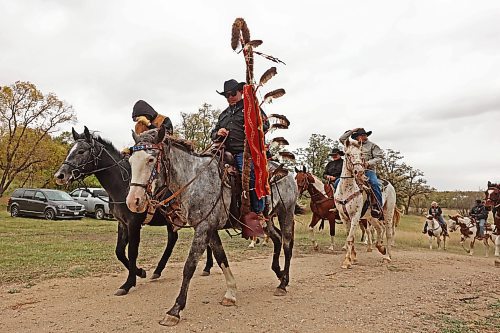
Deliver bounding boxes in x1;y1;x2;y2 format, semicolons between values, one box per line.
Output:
470;199;488;237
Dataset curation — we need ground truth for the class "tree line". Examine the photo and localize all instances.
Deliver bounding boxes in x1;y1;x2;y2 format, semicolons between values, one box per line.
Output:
0;82;477;216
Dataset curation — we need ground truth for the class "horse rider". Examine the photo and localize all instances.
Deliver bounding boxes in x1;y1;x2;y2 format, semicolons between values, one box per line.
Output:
132;99;174;135
422;201;448;236
128;100;185;227
211;79;270;221
324;147;344;193
470;199;488;238
339;128;384;219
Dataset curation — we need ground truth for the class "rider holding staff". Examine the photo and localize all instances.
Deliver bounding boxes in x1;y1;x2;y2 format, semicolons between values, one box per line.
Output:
211;79;270;219
339;128;384;219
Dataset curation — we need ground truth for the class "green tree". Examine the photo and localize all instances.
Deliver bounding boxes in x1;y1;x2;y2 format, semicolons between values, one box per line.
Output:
0;81;76;196
175;103;221;151
294;134;338;177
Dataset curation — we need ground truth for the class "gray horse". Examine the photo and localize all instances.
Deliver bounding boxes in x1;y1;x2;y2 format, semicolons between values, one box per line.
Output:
126;127;298;326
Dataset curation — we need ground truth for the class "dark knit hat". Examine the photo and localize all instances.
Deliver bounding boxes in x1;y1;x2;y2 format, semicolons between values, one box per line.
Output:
132;100;158;121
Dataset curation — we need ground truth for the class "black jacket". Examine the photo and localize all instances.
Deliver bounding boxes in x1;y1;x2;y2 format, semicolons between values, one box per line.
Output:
210;99;269;154
470;204;488;220
323;159;343;180
429;206;442;217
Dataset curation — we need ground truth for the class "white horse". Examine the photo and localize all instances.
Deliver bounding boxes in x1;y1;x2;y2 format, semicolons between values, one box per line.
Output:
448;215;499;257
334;139;397;269
424;215;446;250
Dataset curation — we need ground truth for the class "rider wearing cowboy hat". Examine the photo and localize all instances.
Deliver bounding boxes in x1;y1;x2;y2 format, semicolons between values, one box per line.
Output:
211;79;270;216
470;199;488;238
339;128;384;219
324;147;344;184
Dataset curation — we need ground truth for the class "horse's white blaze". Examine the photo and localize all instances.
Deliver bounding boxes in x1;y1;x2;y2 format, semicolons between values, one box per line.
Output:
221;263;237;302
126;150;153;212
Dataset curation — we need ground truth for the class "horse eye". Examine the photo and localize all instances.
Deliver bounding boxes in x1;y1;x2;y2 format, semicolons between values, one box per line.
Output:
148;157;155;164
77;150;85;154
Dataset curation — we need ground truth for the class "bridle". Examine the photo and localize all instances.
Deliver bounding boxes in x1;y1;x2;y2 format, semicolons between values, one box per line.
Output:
342;145;366;181
63;138;130;183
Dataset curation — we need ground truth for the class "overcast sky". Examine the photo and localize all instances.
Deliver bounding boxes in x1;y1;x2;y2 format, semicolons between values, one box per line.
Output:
1;0;499;191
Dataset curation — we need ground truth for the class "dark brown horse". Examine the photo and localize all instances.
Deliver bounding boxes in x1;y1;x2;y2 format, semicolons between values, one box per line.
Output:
295;167;338;250
485;181;500;234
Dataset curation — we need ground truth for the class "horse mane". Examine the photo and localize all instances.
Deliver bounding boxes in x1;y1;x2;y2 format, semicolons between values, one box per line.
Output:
136;128;210;157
93;134;121;157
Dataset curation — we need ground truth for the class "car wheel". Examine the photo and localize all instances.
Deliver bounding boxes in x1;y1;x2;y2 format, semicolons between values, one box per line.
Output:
10;205;19;217
95;207;105;220
44;208;56;220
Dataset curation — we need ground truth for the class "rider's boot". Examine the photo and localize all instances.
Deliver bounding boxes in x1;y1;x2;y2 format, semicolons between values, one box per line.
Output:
422;222;428;234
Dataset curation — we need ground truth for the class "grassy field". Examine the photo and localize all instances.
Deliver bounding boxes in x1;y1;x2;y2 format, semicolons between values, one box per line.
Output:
0;207;482;287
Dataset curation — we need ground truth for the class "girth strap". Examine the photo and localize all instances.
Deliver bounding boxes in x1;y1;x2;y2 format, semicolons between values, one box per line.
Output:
335;190;362;222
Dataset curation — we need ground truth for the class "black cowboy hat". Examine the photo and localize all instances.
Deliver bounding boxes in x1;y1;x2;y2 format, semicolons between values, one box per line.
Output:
328;148;344;156
351;128;372;140
216;79;245;96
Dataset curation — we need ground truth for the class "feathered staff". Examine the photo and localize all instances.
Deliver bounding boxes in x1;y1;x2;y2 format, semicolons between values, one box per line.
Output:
231;18;289;219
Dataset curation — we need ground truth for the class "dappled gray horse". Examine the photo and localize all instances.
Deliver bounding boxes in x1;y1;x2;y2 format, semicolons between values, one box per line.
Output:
126;127;298;326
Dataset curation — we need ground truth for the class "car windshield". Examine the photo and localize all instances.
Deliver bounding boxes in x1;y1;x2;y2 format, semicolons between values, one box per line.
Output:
44;190;73;201
93;189;108;197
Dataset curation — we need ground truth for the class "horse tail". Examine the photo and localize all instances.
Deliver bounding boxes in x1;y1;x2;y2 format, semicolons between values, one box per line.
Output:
393;208;401;227
319;219;325;231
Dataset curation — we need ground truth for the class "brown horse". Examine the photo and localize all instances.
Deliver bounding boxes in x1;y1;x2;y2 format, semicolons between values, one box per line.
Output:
485;181;500;234
295;167;338;250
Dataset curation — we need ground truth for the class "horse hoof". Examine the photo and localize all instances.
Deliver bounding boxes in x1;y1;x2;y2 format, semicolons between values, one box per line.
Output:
220;297;236;306
151;273;161;280
341;246;347;251
367;248;373;252
159;314;180;326
248;243;255;248
382;257;391;264
377;246;387;255
114;289;128;296
274;288;287;297
201;270;210;276
341;262;351;269
328;246;334;251
139;270;147;279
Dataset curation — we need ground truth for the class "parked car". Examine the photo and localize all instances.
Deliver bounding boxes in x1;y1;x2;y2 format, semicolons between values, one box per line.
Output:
69;188;113;220
7;188;85;220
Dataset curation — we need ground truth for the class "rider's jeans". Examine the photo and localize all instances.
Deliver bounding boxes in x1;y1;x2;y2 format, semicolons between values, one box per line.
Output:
234;152;265;213
478;218;486;237
365;169;383;208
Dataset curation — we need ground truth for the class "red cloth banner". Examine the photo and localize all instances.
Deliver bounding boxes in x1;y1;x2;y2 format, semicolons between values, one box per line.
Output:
243;84;270;198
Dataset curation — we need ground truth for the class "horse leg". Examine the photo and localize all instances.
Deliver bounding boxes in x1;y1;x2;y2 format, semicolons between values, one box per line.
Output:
202;245;213;276
443;233;446;251
484;238;489;258
429;235;433;250
495;235;500;257
115;222;146;280
115;221;142;296
469;239;475;256
328;218;336;251
370;219;384;255
341;214;360;269
309;214;320;251
152;223;179;279
248;237;256;248
275;209;294;296
160;224;211;326
208;231;236;305
266;219;283;280
342;219;351;251
383;218;393;262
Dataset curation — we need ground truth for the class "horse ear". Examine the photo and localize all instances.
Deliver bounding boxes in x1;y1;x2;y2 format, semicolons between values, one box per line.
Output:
488;181;492;187
83;126;91;142
302;165;306;173
71;127;79;141
294;167;300;173
132;130;140;144
344;139;350;147
155;126;167;144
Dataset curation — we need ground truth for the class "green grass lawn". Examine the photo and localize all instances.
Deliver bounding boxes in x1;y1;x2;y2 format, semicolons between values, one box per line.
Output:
0;208;483;286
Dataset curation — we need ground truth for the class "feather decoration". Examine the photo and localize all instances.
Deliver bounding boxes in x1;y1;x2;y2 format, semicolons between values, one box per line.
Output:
241;19;251;44
245;40;263;49
279;151;295;160
231;19;243;50
268;114;290;127
261;89;286;105
258;67;277;86
271;123;289;130
270;136;289;146
254;51;286;65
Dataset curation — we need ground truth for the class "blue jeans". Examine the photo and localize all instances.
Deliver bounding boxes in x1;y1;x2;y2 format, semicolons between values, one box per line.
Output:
333;178;340;190
365;170;383;208
234;152;265;213
478;218;486;237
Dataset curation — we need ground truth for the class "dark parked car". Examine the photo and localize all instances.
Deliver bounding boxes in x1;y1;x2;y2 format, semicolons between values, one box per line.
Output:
7;188;85;220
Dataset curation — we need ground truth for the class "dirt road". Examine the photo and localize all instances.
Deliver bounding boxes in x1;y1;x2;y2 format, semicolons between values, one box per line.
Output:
1;248;499;333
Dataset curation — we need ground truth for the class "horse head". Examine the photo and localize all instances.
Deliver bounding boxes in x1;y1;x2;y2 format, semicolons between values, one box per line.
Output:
126;126;167;213
294;166;315;195
54;126;102;185
343;139;366;182
484;185;500;210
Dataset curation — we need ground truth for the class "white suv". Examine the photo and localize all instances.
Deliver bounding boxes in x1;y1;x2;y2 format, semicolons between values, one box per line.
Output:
70;188;113;220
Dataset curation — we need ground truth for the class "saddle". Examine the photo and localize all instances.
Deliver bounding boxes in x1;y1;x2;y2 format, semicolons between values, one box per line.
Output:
214;147;289;239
